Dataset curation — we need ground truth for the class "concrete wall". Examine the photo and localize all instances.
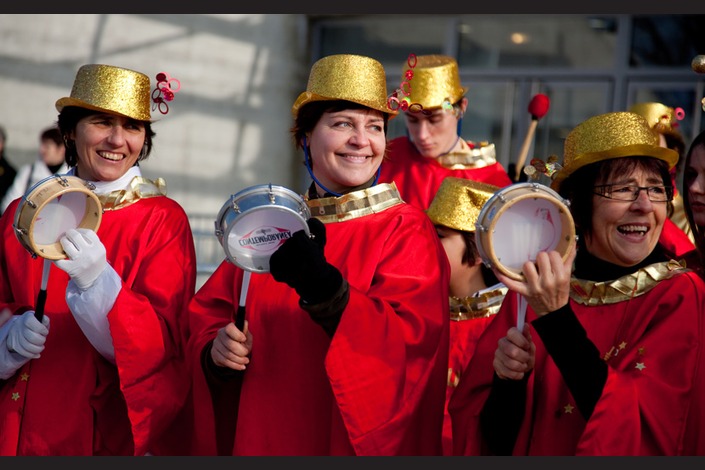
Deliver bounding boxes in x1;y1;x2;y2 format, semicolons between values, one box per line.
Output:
0;13;309;215
0;14;312;286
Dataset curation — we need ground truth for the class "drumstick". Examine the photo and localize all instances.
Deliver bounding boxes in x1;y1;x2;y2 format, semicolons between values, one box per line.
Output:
514;94;550;182
235;270;251;331
34;258;51;322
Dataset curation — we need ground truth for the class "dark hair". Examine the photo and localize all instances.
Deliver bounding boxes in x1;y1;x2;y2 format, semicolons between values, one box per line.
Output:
450;226;500;287
558;156;672;249
57;106;155;167
291;100;390;157
40;126;63;146
682;130;705;267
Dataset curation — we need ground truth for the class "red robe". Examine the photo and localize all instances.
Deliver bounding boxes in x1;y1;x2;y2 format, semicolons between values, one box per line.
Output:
443;286;506;455
449;262;705;455
378;136;513;210
659;217;694;257
187;185;450;455
0;193;196;455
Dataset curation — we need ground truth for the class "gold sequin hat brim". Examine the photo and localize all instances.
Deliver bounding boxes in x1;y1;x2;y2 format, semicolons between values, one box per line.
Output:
628;102;684;140
292;54;397;119
55;64;152;122
550;111;678;192
427;177;500;232
405;55;468;110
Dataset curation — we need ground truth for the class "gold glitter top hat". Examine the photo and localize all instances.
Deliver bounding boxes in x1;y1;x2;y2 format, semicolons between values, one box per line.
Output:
55;64;152;121
405;55;467;110
427;177;500;232
550;111;678;192
628;102;684;140
292;54;396;118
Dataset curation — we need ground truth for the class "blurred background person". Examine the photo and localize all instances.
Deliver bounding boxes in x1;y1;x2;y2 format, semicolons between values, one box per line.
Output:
629;102;694;256
1;125;68;214
682;129;705;278
379;54;512;211
426;176;507;455
0;125;17;215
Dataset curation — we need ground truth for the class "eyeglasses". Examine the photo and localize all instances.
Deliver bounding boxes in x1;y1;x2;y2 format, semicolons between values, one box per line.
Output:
593;184;673;202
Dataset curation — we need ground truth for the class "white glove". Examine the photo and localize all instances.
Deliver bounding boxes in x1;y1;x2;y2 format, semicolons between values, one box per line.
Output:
54;228;109;291
6;311;50;359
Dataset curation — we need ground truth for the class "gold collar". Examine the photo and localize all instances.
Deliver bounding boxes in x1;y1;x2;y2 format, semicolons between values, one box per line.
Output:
570;259;687;305
98;176;167;211
305;182;404;223
450;285;508;320
436;141;497;169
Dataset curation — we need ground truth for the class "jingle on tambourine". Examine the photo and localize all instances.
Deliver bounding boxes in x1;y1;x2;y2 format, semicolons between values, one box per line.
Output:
475;182;576;281
215;183;311;273
13;174;103;260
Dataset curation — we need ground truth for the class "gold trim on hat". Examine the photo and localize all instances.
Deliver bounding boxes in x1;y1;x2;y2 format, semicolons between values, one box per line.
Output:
305;182;404;223
56;64;152;122
551;112;678;192
405;55;467;110
292;54;397;118
427;177;500;232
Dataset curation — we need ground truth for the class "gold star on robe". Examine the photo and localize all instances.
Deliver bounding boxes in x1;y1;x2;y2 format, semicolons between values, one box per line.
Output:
635;362;646;371
11;392;20;401
20;373;29;381
638;347;646;356
564;404;574;414
619;341;627;350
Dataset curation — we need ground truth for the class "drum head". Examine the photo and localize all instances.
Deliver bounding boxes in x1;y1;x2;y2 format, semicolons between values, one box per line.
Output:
475;183;575;281
216;184;311;273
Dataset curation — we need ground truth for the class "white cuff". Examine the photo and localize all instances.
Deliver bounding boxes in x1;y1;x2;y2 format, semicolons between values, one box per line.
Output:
66;265;122;363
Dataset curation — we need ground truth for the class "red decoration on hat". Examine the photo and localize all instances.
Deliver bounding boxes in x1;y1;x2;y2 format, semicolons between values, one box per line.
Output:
151;72;181;115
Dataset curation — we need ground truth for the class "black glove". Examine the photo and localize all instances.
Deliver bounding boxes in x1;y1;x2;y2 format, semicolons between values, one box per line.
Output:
269;218;343;305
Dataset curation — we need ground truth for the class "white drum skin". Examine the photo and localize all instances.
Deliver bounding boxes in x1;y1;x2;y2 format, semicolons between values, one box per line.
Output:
475;182;575;281
13;175;103;260
215;184;311;273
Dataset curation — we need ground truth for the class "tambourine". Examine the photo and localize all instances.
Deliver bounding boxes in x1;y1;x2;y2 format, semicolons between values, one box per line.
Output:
475;182;575;281
215;183;311;273
13;174;103;260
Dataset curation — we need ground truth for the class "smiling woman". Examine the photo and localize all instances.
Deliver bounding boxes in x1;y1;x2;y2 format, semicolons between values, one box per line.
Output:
449;111;705;456
0;63;197;456
186;54;452;456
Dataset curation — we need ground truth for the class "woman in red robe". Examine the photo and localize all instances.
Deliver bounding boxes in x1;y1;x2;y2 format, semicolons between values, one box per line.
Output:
186;54;450;456
449;111;705;456
0;64;196;455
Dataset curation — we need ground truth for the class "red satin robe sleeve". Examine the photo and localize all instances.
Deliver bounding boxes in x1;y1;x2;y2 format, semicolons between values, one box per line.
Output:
187;202;450;455
0;196;196;456
449;272;705;456
378;136;513;210
659;217;694;257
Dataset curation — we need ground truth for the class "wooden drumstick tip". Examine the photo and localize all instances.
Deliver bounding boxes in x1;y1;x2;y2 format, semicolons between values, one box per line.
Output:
693;55;705;74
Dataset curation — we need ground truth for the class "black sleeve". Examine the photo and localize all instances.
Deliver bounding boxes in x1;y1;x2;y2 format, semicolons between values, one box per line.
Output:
299;279;350;337
480;372;530;455
532;304;608;420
